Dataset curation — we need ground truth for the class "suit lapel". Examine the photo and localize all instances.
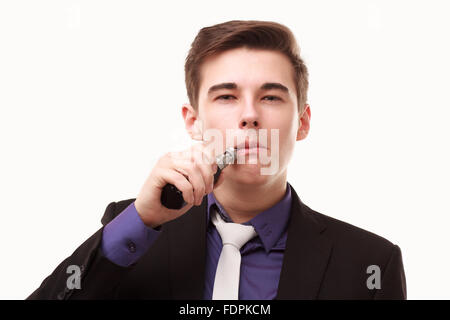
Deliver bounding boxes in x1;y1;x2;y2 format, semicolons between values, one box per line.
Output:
167;196;208;299
275;187;333;299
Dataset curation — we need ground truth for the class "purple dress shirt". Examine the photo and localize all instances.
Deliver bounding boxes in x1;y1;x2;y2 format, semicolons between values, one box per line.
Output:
101;181;293;300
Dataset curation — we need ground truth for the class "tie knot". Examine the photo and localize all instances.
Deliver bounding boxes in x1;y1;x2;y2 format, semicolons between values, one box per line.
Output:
211;209;257;250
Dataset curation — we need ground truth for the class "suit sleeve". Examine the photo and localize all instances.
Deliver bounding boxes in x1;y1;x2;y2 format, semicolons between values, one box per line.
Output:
373;244;407;300
26;199;147;300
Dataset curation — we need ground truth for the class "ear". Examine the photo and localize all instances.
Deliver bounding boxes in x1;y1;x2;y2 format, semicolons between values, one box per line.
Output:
296;104;311;141
182;103;203;141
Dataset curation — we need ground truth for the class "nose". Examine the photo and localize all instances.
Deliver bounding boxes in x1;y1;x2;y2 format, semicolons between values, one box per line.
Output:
239;104;260;129
240;118;259;128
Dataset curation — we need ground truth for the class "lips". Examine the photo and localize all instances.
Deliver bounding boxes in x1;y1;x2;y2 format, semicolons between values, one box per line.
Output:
235;139;267;150
236;147;264;156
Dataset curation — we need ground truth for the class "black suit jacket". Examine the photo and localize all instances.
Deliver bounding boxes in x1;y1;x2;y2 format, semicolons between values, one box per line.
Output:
27;186;407;300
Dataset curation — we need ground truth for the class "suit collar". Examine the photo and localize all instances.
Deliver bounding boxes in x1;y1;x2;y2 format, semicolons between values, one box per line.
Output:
206;182;293;253
166;184;333;300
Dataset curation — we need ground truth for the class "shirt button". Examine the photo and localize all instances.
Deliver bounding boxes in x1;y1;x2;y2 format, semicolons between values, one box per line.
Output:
127;241;136;253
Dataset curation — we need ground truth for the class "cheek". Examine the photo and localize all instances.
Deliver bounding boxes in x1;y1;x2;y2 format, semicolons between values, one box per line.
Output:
271;121;297;160
204;110;235;129
278;130;296;155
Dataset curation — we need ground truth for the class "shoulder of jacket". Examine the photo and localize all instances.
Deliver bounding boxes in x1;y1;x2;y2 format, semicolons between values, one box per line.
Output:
302;204;397;256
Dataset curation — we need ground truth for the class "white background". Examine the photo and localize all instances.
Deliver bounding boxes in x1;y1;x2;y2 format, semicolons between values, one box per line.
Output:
1;0;449;299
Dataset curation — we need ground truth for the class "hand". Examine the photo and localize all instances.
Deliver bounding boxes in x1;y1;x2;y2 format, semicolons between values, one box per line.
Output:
134;142;220;229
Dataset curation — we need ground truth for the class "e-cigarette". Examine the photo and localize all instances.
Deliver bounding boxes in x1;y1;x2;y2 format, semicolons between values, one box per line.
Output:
160;147;237;209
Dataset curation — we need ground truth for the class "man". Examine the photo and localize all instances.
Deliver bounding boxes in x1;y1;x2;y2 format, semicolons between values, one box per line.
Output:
28;20;406;300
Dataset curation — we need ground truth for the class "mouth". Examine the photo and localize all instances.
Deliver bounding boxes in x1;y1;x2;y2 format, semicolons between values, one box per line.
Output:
236;147;266;156
235;139;267;151
233;139;268;158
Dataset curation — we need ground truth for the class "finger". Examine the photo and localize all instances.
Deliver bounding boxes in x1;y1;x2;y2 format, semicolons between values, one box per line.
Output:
192;142;219;173
191;148;216;194
201;138;224;166
160;168;195;206
172;158;206;206
186;144;217;192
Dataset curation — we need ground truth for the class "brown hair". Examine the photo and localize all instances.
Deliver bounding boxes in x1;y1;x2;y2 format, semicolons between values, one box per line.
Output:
184;20;309;112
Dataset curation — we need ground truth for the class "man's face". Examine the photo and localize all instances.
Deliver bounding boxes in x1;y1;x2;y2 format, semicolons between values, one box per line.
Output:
184;47;310;185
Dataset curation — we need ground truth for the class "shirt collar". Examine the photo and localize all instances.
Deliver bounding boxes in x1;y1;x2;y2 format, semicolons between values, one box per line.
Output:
206;181;292;253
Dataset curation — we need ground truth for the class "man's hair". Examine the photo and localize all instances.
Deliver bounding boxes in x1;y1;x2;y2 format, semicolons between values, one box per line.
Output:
184;20;309;113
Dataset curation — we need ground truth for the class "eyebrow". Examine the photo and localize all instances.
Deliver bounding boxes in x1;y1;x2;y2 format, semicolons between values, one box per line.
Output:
207;82;289;96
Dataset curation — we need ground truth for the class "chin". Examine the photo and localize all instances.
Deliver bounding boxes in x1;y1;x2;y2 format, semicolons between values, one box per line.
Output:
230;164;273;183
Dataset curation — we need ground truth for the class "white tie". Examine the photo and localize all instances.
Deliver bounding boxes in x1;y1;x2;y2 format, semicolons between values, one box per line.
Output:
211;208;257;300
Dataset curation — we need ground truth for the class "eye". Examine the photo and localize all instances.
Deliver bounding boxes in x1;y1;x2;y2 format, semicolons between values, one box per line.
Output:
263;96;281;102
217;95;235;101
216;95;282;102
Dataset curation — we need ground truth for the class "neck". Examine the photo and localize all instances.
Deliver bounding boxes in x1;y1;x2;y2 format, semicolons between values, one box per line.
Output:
212;170;288;224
